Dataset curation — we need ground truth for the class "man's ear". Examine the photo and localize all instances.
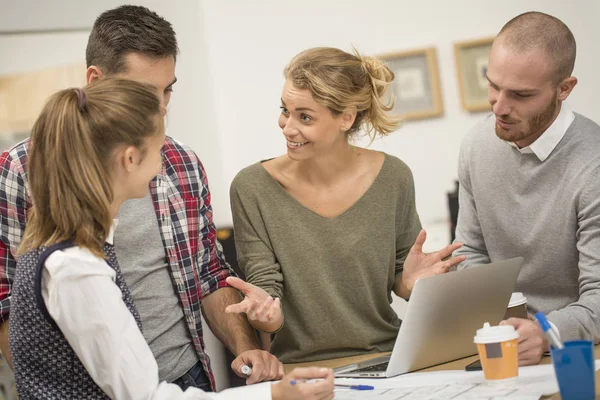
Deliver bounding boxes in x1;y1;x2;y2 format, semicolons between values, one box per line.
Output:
557;76;578;101
86;66;104;85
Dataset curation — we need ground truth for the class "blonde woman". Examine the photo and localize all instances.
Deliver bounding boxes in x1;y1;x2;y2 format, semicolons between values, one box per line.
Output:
226;47;466;363
9;78;333;400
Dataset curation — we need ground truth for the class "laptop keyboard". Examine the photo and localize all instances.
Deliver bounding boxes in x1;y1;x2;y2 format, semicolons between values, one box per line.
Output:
352;361;389;373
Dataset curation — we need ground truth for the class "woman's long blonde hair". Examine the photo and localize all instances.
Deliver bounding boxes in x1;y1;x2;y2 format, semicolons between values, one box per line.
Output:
18;78;162;257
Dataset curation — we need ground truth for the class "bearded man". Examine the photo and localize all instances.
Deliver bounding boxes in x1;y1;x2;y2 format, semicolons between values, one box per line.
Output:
454;11;600;366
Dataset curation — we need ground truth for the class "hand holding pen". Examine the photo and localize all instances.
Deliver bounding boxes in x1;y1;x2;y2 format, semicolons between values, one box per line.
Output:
241;365;252;377
271;367;334;400
535;312;564;350
231;350;284;384
501;314;556;365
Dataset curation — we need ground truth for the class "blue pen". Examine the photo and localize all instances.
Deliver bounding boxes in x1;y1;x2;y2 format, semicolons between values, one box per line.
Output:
335;384;375;390
535;312;564;350
289;381;374;390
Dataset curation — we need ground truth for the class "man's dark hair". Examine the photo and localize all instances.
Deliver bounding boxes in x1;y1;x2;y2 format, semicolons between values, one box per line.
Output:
498;11;576;83
86;5;178;74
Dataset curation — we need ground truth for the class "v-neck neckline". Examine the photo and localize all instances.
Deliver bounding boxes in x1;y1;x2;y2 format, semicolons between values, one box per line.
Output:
258;154;389;221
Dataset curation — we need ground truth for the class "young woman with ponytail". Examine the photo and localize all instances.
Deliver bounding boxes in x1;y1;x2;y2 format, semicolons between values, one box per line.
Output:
10;77;334;400
226;47;467;363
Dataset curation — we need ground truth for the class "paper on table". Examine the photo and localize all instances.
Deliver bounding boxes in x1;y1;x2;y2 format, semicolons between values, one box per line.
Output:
333;360;600;399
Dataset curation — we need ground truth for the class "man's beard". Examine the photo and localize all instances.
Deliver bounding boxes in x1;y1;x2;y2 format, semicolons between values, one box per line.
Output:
495;98;557;143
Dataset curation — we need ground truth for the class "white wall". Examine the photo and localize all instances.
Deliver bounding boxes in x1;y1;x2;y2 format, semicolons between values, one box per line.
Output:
200;0;600;233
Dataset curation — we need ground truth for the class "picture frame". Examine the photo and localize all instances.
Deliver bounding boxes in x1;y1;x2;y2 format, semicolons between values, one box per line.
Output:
0;62;86;151
453;37;494;112
378;47;443;121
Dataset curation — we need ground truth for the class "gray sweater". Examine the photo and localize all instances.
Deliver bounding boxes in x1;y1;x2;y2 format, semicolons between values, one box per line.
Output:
230;153;422;363
455;113;600;342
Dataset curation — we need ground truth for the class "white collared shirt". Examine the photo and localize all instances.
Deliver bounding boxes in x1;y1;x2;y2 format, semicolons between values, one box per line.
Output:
508;102;575;161
41;221;271;400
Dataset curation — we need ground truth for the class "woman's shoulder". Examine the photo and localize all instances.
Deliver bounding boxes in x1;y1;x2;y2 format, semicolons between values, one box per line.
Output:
381;152;411;174
360;150;413;183
361;151;414;200
44;245;114;278
365;153;417;209
233;161;263;180
231;155;286;193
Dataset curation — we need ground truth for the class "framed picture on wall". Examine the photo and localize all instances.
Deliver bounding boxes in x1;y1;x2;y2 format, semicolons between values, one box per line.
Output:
378;47;443;121
454;37;494;112
0;63;86;151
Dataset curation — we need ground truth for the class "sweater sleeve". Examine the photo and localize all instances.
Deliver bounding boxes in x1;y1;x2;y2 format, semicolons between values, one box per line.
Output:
395;165;422;275
453;131;492;268
230;171;284;299
547;165;600;342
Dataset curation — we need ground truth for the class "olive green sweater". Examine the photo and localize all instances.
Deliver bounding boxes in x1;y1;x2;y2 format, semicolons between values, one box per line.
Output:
230;153;421;363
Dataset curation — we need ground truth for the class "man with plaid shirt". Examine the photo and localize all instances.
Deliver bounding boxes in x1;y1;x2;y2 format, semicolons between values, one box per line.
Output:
0;5;282;392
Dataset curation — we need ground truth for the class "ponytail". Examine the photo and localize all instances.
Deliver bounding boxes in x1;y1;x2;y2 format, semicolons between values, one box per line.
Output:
358;53;403;139
19;78;161;257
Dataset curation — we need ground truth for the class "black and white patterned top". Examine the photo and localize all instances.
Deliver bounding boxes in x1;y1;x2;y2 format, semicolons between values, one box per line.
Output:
9;241;141;399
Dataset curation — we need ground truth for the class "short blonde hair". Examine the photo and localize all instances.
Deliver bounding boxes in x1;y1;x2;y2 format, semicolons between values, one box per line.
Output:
284;47;402;141
19;78;162;257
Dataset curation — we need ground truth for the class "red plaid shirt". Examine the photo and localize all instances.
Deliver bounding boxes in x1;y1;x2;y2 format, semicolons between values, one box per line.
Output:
0;136;236;390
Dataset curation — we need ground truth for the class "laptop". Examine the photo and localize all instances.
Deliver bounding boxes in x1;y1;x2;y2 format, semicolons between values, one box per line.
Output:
334;257;524;378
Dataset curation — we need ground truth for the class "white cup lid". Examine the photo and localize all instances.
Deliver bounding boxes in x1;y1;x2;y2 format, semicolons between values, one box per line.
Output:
473;322;519;344
508;292;527;307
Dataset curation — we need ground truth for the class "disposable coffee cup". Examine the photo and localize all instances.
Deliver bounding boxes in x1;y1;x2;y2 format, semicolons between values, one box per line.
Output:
504;292;528;319
473;322;519;382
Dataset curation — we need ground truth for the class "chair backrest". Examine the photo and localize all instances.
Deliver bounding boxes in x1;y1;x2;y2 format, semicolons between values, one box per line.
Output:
217;227;245;280
447;180;459;242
